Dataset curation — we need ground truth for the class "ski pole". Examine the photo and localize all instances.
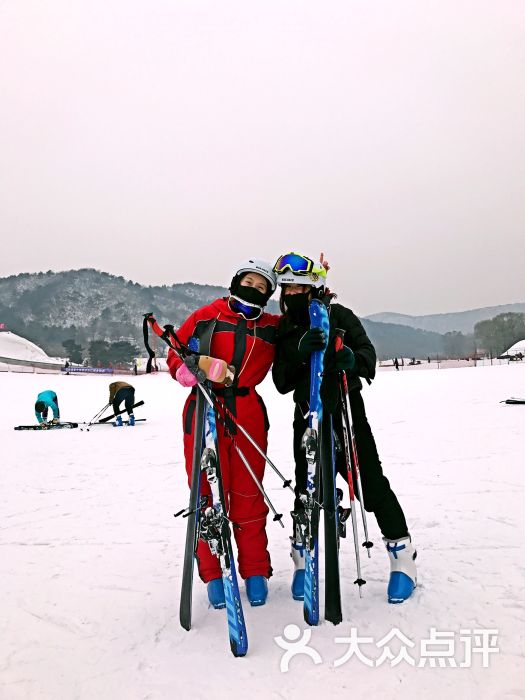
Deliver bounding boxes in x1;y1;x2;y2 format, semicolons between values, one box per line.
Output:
212;397;293;492
144;313;294;492
232;442;284;527
195;383;292;513
335;330;373;558
87;403;111;425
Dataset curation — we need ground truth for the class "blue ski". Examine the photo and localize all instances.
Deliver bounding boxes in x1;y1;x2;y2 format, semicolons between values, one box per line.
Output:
302;299;330;626
200;404;248;656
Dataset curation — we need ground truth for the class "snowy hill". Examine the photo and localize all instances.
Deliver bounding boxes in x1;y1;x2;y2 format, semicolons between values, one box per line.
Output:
1;270;447;360
1;364;524;698
0;270;232;356
365;303;525;335
0;330;64;372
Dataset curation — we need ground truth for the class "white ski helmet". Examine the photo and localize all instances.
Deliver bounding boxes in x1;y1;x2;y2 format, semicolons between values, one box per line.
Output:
230;258;277;297
273;252;327;289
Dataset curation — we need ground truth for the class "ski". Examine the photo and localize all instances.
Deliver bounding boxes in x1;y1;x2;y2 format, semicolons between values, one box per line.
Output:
179;391;206;631
200;402;248;657
14;422;78;431
301;298;331;626
98;400;145;423
321;413;342;624
112;419;147;426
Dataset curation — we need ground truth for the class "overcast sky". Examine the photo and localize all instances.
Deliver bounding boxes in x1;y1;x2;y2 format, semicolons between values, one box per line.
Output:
1;0;524;316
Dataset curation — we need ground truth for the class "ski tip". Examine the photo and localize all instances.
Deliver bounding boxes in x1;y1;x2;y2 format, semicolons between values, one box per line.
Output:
326;615;343;626
230;640;248;657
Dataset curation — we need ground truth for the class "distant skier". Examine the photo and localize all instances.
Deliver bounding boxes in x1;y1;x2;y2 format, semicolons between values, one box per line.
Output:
167;259;280;609
34;390;60;425
272;251;417;604
109;381;136;426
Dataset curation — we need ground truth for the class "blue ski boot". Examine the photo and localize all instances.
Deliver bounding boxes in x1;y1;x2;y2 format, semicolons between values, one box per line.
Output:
115;415;123;427
290;538;306;600
246;576;268;607
207;578;226;609
128;414;135;426
384;536;417;603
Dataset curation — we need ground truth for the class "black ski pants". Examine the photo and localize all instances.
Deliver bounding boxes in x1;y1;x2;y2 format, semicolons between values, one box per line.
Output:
292;389;409;541
113;387;135;416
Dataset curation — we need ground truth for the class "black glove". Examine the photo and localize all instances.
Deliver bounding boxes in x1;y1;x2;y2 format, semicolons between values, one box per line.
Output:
335;345;356;371
298;328;327;359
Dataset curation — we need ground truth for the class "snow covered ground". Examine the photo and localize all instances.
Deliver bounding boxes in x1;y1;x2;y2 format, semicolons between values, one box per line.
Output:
1;364;524;700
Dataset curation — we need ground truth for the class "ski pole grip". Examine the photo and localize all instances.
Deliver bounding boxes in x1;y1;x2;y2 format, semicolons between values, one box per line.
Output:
335;328;345;352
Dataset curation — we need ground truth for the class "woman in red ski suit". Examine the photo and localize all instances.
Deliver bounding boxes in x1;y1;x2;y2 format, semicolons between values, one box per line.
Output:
167;259;280;607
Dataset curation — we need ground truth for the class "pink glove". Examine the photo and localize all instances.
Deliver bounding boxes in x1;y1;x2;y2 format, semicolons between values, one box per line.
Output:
175;363;198;387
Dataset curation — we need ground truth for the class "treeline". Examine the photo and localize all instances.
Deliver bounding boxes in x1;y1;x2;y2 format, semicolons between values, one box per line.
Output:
62;339;141;366
474;312;525;357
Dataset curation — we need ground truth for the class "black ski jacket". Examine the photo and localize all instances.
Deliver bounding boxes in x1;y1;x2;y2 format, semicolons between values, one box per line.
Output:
272;300;376;413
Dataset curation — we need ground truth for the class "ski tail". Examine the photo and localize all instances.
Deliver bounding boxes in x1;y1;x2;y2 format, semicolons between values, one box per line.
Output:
321;414;342;624
303;542;319;626
179;391;206;631
223;562;248;657
203;404;248;656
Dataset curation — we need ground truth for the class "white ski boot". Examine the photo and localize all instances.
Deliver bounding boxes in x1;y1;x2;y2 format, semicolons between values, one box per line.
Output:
384;535;417;603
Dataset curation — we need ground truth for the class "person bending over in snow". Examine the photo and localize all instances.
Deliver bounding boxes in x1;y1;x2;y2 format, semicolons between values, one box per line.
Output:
167;259;280;609
109;381;136;426
35;390;60;425
272;251;417;604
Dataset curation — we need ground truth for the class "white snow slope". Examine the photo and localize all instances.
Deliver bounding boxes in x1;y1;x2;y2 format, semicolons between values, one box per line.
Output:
1;364;524;700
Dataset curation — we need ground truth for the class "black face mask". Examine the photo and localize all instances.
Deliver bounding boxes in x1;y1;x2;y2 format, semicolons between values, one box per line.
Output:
235;285;268;308
283;291;311;323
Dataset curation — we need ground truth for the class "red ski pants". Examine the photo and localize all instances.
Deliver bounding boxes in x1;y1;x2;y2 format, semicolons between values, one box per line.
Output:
182;392;272;582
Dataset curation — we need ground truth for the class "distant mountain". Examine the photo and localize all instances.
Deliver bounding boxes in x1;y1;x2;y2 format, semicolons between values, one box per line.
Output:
0;269;236;357
365;303;525;335
361;319;444;360
0;269;458;361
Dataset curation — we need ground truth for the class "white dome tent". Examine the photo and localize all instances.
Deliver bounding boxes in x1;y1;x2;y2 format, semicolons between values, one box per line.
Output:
0;330;64;373
503;339;525;358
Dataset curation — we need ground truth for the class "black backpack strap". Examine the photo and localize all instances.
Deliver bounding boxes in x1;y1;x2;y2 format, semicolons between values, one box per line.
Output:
142;316;156;374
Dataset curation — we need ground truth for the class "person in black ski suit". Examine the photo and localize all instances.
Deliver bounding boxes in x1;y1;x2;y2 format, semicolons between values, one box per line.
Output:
271;252;417;604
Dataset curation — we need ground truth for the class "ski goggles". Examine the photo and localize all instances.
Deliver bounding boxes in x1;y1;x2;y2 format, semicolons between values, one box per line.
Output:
228;295;263;321
273;253;315;276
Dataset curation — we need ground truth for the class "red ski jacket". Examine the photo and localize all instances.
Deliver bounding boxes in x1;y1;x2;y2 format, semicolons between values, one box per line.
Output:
167;297;280;390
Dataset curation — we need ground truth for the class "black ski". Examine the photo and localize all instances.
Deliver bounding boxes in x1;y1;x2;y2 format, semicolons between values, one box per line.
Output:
179;390;206;631
112;419;147;426
98;400;145;422
321;413;342;624
14;422;78;431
